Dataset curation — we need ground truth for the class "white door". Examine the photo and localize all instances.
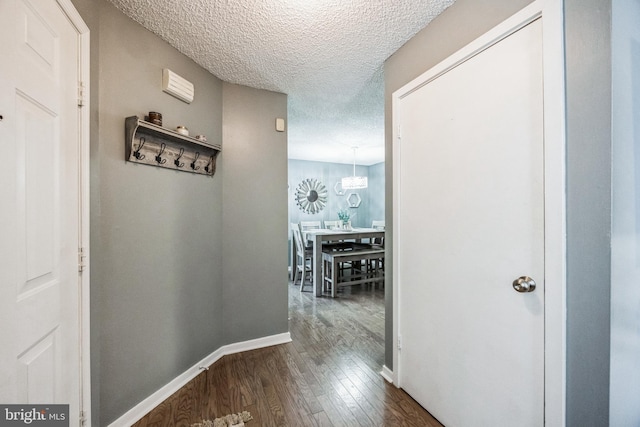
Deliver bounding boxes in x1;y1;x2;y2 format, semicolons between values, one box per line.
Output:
0;0;83;419
395;19;544;426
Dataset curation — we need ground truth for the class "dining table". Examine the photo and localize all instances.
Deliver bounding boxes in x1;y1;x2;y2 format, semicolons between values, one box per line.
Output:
303;228;386;296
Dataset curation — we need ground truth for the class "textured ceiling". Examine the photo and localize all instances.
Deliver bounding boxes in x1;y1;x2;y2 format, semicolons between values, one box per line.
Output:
108;0;455;165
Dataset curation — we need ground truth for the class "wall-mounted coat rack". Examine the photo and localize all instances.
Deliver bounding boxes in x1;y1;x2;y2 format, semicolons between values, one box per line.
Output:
125;116;221;176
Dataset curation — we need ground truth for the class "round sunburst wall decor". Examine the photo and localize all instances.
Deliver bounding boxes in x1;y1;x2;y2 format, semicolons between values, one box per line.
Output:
295;178;328;214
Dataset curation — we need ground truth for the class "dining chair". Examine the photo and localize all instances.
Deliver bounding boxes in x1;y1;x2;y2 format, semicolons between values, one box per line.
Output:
371;220;385;230
291;223;313;292
300;220;322;231
370;220;386;279
299;220;322;248
324;220;341;230
370;220;385;245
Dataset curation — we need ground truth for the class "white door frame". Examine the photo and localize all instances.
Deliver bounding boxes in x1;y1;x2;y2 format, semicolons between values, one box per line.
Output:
391;1;566;425
56;0;91;423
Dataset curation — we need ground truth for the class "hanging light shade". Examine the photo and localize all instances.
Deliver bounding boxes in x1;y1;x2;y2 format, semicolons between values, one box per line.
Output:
341;175;368;189
342;147;368;189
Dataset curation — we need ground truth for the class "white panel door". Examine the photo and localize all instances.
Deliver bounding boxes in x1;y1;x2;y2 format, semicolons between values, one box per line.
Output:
396;19;544;426
0;0;81;417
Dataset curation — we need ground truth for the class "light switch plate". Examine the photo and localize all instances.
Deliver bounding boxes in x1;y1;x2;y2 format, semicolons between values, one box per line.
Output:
275;118;285;132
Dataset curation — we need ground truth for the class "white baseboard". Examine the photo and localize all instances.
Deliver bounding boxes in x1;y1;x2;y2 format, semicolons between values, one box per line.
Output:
222;332;292;355
108;332;292;427
380;365;394;384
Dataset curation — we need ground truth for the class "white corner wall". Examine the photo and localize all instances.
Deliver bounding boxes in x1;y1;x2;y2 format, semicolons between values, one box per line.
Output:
610;0;640;425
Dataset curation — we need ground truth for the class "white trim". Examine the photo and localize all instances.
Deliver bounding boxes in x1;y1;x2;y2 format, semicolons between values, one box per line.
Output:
107;332;292;427
380;365;394;384
540;0;567;424
391;1;566;425
391;83;400;393
56;0;91;425
221;331;292;355
56;0;90;33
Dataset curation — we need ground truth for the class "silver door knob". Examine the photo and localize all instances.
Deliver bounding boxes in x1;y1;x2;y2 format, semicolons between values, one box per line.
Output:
513;276;536;293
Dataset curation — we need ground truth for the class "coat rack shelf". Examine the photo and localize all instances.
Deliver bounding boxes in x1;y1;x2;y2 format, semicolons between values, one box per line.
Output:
125;116;221;176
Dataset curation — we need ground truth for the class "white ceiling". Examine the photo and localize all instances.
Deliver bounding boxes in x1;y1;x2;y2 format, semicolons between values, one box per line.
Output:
108;0;455;165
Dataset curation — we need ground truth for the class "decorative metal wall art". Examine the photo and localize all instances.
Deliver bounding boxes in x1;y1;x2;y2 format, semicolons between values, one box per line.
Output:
295;179;328;214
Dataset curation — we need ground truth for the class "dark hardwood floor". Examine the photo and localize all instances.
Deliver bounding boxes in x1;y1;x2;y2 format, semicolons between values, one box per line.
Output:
132;281;443;426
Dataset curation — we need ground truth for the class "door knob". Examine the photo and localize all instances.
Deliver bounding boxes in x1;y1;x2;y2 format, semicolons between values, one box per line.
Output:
513;276;536;293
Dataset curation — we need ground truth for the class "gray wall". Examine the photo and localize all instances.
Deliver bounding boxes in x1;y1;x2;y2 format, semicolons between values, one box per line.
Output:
610;1;640;424
368;162;386;225
71;1;288;425
222;83;289;343
92;2;225;424
384;0;534;372
564;0;611;425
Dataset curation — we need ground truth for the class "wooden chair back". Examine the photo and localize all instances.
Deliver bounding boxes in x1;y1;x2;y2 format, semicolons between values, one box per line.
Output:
371;220;385;246
292;226;307;258
300;221;321;231
324;220;341;230
371;220;385;230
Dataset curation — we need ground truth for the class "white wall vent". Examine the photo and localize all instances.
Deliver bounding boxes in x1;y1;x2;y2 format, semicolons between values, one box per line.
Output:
162;69;194;104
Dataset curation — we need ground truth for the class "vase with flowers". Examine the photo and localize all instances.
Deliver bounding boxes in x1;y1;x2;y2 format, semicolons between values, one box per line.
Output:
337;209;351;230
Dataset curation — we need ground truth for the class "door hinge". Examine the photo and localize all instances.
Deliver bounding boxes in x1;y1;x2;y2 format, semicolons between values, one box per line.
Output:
396;124;402;139
78;247;86;273
79;410;86;425
78;81;85;107
397;335;402;351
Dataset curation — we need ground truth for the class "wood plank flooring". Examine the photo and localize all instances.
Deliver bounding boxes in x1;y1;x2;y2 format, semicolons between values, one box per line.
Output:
132;282;443;426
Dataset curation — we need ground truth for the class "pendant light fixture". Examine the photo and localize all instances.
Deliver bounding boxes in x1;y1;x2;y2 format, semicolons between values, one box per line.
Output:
341;146;368;190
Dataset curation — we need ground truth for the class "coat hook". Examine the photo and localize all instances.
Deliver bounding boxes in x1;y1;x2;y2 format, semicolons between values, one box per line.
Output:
204;155;215;174
191;152;200;171
155;142;167;165
133;137;146;160
174;147;185;168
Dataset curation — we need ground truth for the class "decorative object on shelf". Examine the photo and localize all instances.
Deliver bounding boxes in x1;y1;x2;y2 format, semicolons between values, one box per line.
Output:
346;192;362;208
295;178;328;214
342;146;368;189
125;116;221;176
148;111;162;126
334;181;345;196
195;134;207;142
176;125;189;136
